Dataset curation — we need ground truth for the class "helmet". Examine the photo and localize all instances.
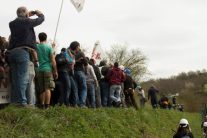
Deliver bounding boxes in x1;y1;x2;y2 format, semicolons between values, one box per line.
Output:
124;68;131;75
203;122;207;127
179;118;189;127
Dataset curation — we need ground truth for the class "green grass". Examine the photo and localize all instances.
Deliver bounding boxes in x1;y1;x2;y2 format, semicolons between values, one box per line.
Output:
0;105;202;138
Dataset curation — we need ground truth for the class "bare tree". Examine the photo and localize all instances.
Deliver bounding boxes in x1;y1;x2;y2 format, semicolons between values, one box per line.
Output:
106;44;148;81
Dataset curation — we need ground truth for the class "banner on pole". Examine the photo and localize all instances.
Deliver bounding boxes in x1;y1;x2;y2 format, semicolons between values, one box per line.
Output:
91;41;105;64
70;0;85;12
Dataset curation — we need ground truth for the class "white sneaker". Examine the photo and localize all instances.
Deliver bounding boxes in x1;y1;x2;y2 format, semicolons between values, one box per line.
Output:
117;98;121;102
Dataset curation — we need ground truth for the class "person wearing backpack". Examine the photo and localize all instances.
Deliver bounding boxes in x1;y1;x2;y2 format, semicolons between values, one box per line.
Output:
55;48;73;106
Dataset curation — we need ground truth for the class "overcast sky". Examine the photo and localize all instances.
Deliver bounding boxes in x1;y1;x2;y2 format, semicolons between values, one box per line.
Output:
1;0;207;79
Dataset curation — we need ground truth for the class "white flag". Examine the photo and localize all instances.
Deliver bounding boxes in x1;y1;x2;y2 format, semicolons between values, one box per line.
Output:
91;41;105;65
70;0;85;12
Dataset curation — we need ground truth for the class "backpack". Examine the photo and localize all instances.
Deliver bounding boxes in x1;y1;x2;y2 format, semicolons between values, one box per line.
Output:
101;66;109;77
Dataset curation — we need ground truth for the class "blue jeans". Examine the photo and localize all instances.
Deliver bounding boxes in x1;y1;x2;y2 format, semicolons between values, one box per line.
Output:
100;80;110;107
74;71;87;107
58;72;71;105
87;83;96;108
110;85;122;103
95;86;102;108
8;49;30;104
69;75;78;106
26;74;36;105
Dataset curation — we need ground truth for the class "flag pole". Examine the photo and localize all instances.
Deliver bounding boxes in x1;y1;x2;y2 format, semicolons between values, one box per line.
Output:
54;0;64;42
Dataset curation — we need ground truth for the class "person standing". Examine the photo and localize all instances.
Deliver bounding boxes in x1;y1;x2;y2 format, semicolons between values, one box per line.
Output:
84;59;98;108
55;48;72;106
8;7;44;106
36;32;58;109
136;86;146;108
107;62;125;107
89;58;102;108
123;68;138;109
69;41;87;107
25;61;36;106
99;60;110;107
67;46;78;107
148;85;159;109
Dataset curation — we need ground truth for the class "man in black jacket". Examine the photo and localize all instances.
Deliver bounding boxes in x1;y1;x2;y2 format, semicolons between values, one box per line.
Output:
8;6;44;106
148;85;159;109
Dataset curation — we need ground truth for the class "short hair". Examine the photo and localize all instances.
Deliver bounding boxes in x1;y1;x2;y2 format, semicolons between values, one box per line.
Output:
17;7;28;17
99;60;107;67
38;32;47;42
89;58;95;65
69;41;80;51
85;57;89;62
114;62;119;68
61;48;66;52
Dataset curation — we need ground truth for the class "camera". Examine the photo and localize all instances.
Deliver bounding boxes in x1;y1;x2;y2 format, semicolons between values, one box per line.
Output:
31;11;36;15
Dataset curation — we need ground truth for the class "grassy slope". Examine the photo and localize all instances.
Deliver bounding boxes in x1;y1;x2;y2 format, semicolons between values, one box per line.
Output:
0;105;202;138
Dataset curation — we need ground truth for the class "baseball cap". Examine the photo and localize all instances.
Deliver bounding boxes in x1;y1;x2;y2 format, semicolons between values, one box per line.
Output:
124;68;131;75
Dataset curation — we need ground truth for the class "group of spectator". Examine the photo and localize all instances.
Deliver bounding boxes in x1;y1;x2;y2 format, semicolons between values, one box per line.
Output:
147;85;185;112
0;6;147;109
2;6;207;138
51;46;146;109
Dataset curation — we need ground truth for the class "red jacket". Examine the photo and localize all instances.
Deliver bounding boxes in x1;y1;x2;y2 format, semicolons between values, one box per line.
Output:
107;67;126;85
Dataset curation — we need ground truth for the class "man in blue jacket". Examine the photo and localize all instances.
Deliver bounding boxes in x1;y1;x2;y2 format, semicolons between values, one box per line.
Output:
8;6;44;106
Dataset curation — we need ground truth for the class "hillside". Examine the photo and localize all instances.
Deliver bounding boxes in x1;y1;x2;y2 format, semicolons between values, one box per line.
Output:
0;105;202;138
141;70;207;112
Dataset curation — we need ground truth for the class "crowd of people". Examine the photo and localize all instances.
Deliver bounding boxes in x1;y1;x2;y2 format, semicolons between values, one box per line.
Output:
0;6;147;109
2;6;207;137
0;6;188;111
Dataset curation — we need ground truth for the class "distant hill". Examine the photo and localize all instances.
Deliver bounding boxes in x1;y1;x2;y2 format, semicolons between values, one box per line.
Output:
141;70;207;112
0;105;203;137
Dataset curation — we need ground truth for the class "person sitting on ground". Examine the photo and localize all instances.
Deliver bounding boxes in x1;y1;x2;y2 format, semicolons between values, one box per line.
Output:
159;94;169;109
173;118;194;138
